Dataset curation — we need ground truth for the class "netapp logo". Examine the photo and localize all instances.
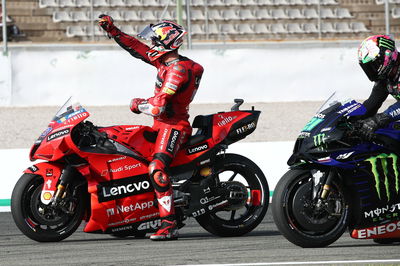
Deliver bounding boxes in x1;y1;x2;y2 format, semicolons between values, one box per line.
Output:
97;174;152;202
187;143;209;155
47;129;70;141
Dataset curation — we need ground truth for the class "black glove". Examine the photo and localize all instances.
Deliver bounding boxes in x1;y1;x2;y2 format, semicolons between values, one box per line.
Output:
357;113;391;140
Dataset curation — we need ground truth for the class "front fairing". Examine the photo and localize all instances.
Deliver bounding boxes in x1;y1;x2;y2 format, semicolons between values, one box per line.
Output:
30;97;90;161
289;94;367;167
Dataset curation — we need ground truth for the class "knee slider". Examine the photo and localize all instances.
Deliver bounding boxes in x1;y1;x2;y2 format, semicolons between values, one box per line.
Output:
149;160;170;192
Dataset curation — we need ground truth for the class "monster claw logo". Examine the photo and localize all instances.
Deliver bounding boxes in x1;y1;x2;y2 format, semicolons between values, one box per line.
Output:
365;153;400;201
313;133;326;147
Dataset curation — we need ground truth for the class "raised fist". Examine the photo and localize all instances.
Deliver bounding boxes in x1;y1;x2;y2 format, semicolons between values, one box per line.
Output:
98;14;114;32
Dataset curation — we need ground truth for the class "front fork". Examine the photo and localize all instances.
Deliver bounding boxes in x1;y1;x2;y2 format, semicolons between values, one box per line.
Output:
311;168;336;208
51;165;79;208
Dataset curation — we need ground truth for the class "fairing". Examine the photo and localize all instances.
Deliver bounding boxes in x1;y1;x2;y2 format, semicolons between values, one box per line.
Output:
289;92;400;239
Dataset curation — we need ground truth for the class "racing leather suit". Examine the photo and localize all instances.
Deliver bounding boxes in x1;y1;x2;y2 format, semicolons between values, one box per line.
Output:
108;27;204;219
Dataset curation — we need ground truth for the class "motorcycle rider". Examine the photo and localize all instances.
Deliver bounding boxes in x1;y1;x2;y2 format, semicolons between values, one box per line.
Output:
98;16;204;241
357;35;400;139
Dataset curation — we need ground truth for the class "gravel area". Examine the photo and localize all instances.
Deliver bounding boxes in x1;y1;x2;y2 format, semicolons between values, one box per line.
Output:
1;100;394;149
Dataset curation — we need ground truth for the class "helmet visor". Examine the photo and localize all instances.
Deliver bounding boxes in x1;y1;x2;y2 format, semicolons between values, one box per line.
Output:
360;59;384;81
137;25;156;41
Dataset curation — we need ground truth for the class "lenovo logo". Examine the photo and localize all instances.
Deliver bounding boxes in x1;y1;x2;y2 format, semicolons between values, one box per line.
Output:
187;143;209;155
97;174;153;202
47;129;70;141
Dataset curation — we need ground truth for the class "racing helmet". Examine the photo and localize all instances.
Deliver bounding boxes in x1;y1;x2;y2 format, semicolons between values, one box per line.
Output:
138;21;187;62
358;35;399;82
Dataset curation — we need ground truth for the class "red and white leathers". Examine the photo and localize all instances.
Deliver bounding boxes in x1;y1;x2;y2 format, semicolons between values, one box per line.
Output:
106;26;204;225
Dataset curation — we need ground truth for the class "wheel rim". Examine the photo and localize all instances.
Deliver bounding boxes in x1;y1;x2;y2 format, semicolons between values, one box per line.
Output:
210;162;266;226
283;172;347;237
20;176;82;236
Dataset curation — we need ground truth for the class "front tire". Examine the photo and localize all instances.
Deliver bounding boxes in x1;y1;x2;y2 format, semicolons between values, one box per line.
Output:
196;153;269;237
272;169;349;248
11;173;86;242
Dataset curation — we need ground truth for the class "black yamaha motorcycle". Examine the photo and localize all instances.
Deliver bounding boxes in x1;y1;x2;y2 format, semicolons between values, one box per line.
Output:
272;93;400;247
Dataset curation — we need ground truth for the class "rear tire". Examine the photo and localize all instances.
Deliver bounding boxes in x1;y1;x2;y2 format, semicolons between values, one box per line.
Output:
11;173;86;242
196;153;269;237
272;169;349;248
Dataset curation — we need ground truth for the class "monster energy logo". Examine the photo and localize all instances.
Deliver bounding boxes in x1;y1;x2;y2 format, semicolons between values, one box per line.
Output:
313;133;326;146
365;153;400;201
379;38;395;50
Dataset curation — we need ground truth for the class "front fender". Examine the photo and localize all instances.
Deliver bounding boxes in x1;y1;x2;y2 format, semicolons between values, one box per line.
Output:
24;162;64;205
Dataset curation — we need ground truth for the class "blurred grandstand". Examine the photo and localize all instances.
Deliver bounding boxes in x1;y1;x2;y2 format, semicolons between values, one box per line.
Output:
1;0;398;43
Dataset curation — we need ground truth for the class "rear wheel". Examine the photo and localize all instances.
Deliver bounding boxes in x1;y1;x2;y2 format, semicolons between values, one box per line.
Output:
11;173;86;242
272;169;349;248
195;153;269;237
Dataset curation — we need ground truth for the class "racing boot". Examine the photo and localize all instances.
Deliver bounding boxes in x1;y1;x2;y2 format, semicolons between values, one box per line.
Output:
150;183;178;241
150;215;178;241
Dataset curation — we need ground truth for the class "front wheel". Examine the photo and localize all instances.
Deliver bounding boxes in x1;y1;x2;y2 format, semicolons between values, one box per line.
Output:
11;173;87;242
196;153;269;237
272;169;349;248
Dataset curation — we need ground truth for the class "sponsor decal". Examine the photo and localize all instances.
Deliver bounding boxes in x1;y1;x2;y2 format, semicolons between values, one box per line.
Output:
217;115;237;127
106;201;154;217
45;179;52;189
365;153;400;201
314;113;325;119
108;217;137;227
107;156;127;163
317;157;331;163
101;163;142;176
313;133;326;146
187;143;209;155
159;128;169;151
111;225;134;233
192;208;206;217
389;108;400;118
236;121;256;135
364;203;400;219
158;195;172;212
166;129;180;154
302;117;324;132
47;128;70;141
321;127;332;132
57;109;87;124
336;151;355;160
208;200;229;211
137;219;161;231
125;126;140;131
97;174;152;202
337;103;361;115
354;220;400;239
298;132;311;138
46;169;53;177
40;127;53;138
139;212;159;220
200;195;220;205
29;165;39;172
200;159;211;165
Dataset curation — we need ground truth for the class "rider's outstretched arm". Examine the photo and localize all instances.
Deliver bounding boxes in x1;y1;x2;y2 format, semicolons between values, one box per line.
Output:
362;80;389;118
98;14;160;67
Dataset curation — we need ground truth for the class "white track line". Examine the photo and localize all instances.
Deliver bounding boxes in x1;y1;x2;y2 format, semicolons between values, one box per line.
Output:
179;259;400;266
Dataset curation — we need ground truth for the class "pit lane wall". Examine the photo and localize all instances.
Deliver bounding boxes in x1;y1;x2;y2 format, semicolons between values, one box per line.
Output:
0;141;293;211
0;41;372;106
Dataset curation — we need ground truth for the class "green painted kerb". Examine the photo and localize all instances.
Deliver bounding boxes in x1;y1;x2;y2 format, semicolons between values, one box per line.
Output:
0;199;11;206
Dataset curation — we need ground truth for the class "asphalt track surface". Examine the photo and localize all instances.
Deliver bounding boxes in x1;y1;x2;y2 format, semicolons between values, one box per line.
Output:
1;211;400;266
1;101;400;265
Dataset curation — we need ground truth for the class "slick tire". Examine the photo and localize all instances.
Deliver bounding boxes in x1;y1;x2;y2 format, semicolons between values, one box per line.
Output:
272;169;349;248
195;153;269;237
11;173;86;242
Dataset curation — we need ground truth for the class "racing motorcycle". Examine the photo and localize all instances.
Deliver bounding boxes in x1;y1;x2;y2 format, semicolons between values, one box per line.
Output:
272;93;400;248
11;97;269;242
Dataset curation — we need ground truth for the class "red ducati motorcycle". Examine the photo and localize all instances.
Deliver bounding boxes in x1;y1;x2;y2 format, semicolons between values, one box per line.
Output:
11;97;269;242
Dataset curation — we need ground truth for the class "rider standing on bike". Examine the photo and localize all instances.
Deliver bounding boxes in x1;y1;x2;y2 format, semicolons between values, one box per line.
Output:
357;35;400;139
98;16;204;241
